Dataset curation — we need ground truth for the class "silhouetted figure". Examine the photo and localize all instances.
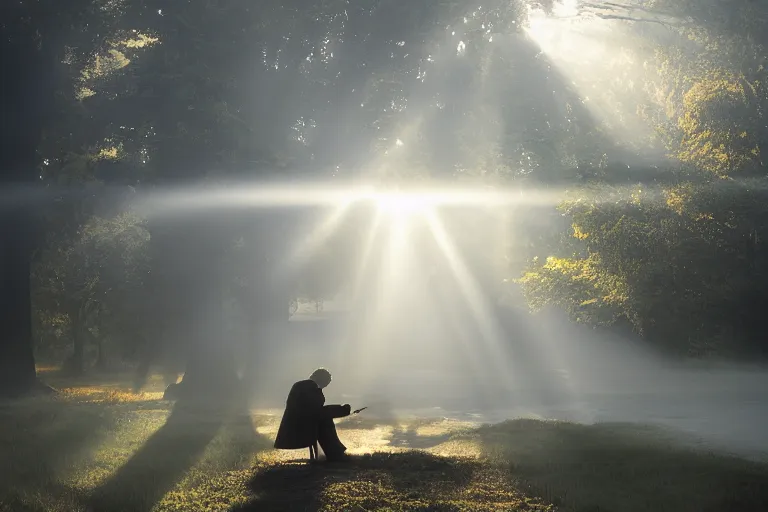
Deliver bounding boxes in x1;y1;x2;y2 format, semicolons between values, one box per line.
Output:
274;368;351;461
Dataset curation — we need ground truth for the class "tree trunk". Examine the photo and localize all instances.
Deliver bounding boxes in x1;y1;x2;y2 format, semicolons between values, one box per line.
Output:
0;3;56;397
149;216;242;406
71;335;85;375
175;250;242;405
95;334;107;370
0;224;37;397
72;311;85;375
62;304;86;375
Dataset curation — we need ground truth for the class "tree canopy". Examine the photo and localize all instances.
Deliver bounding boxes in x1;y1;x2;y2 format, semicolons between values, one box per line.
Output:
3;0;768;397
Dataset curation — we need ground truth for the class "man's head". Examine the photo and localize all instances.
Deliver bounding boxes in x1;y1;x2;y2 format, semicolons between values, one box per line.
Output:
309;368;332;389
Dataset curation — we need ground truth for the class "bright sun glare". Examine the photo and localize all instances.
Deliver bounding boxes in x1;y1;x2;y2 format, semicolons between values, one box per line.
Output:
373;193;432;216
276;185;515;376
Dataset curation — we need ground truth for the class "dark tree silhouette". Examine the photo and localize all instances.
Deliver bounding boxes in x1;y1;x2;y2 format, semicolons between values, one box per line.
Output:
0;2;55;397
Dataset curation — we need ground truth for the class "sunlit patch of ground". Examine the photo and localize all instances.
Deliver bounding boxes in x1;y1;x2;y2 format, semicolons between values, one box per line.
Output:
40;367;171;404
57;386;166;404
252;414;280;438
2;378;768;511
335;413;479;454
35;364;61;374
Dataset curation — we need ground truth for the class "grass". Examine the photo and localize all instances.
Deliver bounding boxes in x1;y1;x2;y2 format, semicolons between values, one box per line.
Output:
470;420;768;512
1;371;766;511
235;453;551;511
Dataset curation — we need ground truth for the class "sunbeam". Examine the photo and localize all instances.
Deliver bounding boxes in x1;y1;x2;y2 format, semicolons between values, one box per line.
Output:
522;0;664;150
340;208;421;381
424;211;518;401
283;202;352;271
425;211;504;351
346;208;385;305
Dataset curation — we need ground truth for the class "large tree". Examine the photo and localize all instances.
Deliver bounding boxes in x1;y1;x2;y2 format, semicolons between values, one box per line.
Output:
1;0;129;395
0;1;57;396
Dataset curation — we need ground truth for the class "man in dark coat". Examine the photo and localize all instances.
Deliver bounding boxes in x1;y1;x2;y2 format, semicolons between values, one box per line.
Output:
274;368;351;461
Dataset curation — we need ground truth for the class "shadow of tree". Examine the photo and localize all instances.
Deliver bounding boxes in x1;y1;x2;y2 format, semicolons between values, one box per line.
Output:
232;452;489;511
0;480;84;512
473;419;768;512
209;411;273;470
87;402;224;511
85;383;272;512
0;400;114;509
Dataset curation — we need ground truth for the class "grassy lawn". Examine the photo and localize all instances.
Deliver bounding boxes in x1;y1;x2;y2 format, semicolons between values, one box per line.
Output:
1;372;766;511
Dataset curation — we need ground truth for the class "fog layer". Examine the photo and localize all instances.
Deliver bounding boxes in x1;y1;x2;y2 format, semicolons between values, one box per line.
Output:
250;301;768;461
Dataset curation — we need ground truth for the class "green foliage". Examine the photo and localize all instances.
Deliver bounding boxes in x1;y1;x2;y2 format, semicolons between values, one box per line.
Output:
518;253;629;325
519;174;768;355
32;213;150;366
514;2;768;357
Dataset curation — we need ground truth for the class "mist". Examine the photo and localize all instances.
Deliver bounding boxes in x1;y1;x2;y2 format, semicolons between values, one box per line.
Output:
120;172;768;463
193;190;768;461
243;297;767;460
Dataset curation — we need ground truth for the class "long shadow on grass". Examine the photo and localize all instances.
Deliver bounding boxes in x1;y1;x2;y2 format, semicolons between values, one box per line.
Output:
474;419;768;512
0;400;114;509
87;403;222;511
232;452;482;511
87;397;266;512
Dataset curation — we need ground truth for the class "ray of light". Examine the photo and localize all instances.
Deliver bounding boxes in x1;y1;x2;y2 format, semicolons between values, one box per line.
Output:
354;6;496;182
413;211;506;397
519;310;585;413
425;211;504;351
424;210;518;397
522;0;662;146
336;208;387;361
346;208;385;305
369;208;418;324
282;202;352;272
428;277;504;401
342;210;424;378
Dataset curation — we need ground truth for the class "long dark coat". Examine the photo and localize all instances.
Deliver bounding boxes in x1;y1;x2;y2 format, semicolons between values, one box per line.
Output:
274;379;325;449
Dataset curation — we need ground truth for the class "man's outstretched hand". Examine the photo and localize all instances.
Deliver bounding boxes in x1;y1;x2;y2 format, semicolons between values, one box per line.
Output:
338;404;367;416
